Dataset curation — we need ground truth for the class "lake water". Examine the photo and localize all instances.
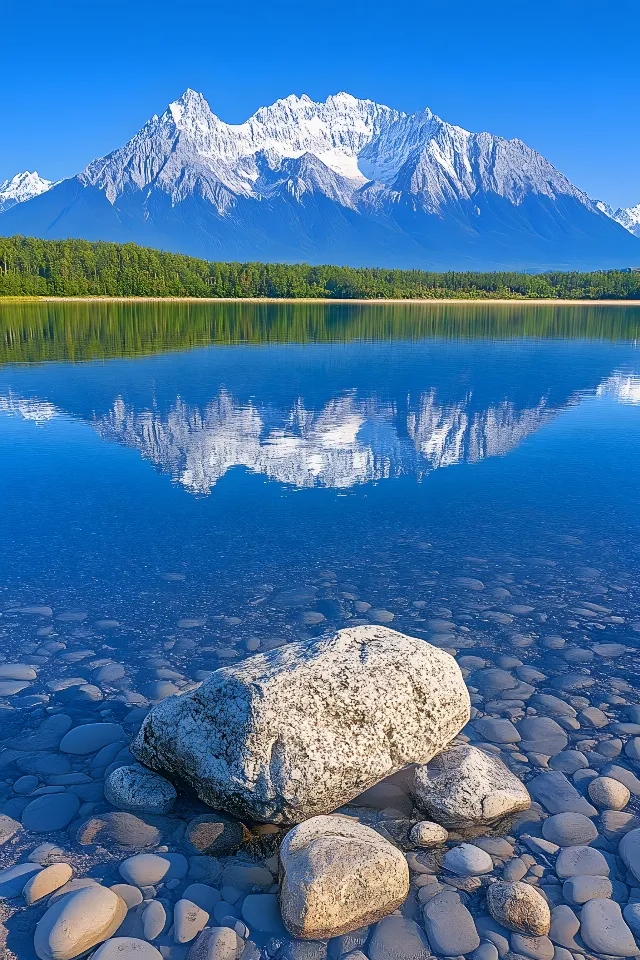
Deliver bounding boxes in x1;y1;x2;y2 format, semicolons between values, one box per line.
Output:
1;300;640;958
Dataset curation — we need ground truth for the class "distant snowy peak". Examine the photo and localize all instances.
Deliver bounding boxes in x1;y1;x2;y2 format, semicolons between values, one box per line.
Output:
0;171;54;213
596;200;640;238
78;89;593;213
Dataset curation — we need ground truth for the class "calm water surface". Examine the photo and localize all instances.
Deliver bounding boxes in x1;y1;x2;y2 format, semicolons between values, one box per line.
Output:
0;302;639;678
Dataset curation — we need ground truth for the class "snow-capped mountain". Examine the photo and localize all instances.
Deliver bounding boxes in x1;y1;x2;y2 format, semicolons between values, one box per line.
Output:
596;200;640;238
1;90;638;269
0;171;53;214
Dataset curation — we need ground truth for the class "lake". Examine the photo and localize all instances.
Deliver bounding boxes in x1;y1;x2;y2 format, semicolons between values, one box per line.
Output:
1;299;640;958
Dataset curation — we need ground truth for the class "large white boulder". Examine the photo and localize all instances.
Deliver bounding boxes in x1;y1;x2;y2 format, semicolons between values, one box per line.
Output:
132;626;470;824
412;744;531;827
279;814;409;939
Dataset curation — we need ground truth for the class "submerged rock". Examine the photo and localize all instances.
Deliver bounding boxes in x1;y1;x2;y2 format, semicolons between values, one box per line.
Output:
411;744;530;827
279;814;409;939
132;626;470;824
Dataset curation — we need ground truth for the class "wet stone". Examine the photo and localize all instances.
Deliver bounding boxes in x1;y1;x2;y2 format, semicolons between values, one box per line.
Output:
368;915;431;960
185;813;247;856
423;890;480;955
443;842;494;876
555;844;610;878
59;722;125;754
579;897;639;956
541;812;597;847
22;792;80;832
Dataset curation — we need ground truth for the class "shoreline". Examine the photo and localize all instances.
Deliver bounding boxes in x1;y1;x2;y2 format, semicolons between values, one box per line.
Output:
2;296;640;305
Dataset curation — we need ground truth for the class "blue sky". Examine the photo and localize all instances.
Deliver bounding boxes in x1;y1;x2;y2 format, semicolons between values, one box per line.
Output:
1;0;638;207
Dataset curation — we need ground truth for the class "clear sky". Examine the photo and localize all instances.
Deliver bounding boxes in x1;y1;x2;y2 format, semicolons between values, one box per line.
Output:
1;0;638;208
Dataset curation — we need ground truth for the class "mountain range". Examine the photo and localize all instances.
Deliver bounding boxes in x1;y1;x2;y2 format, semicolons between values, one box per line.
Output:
1;89;639;270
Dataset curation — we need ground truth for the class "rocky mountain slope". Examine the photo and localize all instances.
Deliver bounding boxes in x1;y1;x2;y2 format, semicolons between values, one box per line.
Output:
1;90;638;269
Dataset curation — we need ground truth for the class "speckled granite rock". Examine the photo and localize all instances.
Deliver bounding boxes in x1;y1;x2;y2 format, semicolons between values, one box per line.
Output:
105;763;177;814
411;745;531;827
279;814;409;938
132;626;470;824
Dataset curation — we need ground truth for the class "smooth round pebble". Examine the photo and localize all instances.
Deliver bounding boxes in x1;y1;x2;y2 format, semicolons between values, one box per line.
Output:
410;821;448;848
580;898;639;957
92;938;163;960
143;899;168;940
24;863;73;905
588;776;631;810
486;881;551;935
119;852;188;886
443;843;493;876
563;874;613;905
109;883;144;908
541;812;597;847
22;793;80;832
59;722;125;755
174;898;210;943
0;862;42;898
241;893;286;935
34;885;127;960
555;844;610;878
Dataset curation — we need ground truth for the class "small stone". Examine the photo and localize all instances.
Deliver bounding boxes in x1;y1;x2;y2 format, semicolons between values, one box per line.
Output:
475;718;521;744
485;881;551;936
119;852;188;886
24;863;73;904
109;883;144;909
412;745;530;827
22;793;80;832
517;718;568;755
91;939;163;960
174;898;210;943
409;821;448;848
548;905;581;950
368;915;431;960
279;814;409;939
75;811;164;849
143;899;168;940
241;893;286;935
182;883;221;913
187;926;239;960
185;814;247;856
562;874;613;905
541;812;597;847
579;898;638;956
510;933;554;960
623;902;640;938
0;862;42;899
555;844;609;878
34;885;127;960
0;814;22;844
59;722;125;754
423;890;481;954
443;843;494;876
588;776;630;810
105;764;177;814
503;857;528;882
527;772;596;816
619;827;640;882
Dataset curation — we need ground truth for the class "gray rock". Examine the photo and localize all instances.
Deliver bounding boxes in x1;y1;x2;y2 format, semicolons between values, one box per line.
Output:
368;915;431;959
133;626;470;824
517;718;567;756
579;898;638;956
548;905;581;950
527;772;597;816
443;842;494;876
105;763;177;814
59;722;125;754
485;881;551;936
409;821;448;848
422;890;481;954
22;793;80;832
34;885;127;960
562;874;613;904
619;827;640;882
182;883;221;913
143;900;168;940
91;940;163;960
555;845;610;878
279;814;409;939
475;718;521;744
75;811;166;849
0;814;22;844
412;745;530;827
588;775;630;809
187;926;243;959
174;897;210;943
623;902;640;938
0;862;42;899
119;852;188;886
541;813;597;847
472;943;500;960
185;813;248;856
510;933;554;960
241;893;286;935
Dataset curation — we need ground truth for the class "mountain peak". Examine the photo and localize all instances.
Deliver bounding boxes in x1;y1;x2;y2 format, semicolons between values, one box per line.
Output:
0;170;54;213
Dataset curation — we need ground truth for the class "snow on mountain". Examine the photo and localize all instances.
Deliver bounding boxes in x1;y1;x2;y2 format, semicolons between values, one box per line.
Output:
596;200;640;238
1;90;638;269
0;171;53;213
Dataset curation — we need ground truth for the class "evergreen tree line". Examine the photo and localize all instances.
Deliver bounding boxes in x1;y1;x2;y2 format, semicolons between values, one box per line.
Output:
1;235;640;300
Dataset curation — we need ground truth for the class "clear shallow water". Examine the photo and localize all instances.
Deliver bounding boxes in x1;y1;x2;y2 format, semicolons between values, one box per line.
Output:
1;301;640;957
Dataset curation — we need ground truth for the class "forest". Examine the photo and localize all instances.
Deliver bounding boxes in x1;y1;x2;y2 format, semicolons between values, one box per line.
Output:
1;235;640;300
